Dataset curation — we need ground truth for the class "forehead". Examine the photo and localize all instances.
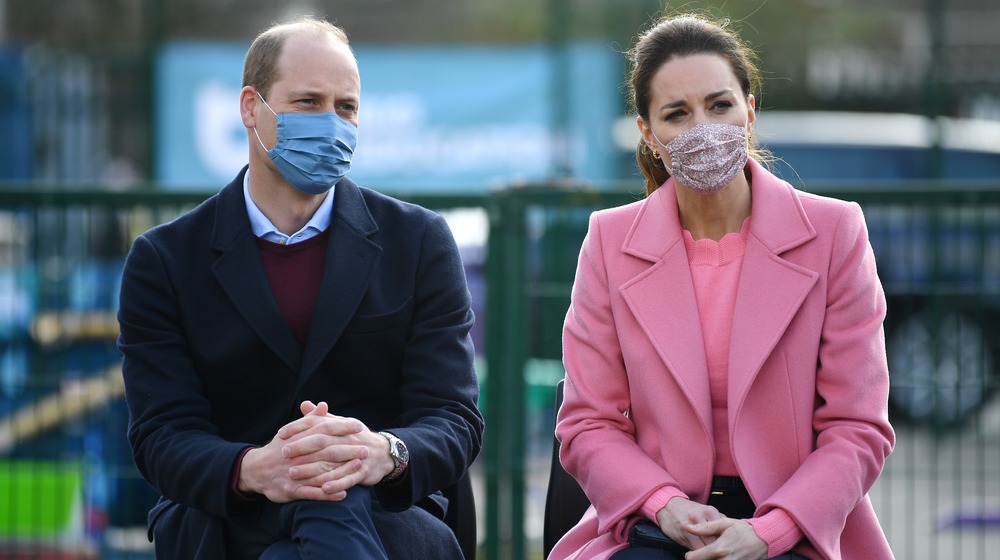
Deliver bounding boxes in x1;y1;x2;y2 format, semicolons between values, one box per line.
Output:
650;53;740;99
272;33;360;96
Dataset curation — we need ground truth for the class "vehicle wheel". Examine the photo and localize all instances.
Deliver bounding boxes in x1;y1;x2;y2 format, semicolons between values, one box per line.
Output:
886;311;994;427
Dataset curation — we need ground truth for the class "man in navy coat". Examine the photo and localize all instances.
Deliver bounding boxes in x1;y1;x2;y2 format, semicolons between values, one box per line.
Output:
118;16;483;559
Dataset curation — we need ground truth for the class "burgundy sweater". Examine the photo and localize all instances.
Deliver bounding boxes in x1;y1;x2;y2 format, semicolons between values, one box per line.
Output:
255;229;330;349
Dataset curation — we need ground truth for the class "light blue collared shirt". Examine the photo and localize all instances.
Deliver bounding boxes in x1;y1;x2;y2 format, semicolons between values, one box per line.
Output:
243;172;334;245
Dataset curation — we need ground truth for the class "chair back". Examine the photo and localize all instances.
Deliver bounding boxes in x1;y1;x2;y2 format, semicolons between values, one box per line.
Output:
542;379;592;558
443;471;477;560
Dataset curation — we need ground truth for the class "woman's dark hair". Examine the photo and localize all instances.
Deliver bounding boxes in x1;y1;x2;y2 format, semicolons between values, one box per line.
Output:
627;13;764;195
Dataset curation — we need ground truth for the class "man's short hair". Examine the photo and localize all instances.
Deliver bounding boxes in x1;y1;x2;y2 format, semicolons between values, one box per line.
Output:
242;17;351;99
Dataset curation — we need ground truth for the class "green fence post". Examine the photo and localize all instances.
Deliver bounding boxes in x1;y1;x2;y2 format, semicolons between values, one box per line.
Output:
485;189;527;560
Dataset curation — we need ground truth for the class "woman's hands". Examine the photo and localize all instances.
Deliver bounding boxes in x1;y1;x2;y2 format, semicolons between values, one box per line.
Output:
655;497;767;559
656;497;724;548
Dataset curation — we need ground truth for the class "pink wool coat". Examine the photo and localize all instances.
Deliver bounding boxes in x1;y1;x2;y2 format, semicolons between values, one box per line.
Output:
550;160;895;560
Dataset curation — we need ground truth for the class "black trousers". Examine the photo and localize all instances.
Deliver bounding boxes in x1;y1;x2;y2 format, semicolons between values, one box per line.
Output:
610;477;807;560
611;549;809;560
223;486;462;559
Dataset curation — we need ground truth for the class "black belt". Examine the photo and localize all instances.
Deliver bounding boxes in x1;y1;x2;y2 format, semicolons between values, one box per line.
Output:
708;476;755;519
710;476;746;495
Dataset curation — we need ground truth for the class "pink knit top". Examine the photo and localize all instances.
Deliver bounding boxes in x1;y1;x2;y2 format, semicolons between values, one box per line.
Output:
685;218;750;476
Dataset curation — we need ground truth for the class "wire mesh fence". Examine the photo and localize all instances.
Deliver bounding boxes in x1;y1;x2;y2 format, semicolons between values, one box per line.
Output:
0;184;997;559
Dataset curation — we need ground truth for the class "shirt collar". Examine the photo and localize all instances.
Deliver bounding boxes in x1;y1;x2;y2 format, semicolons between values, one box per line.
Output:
243;172;334;245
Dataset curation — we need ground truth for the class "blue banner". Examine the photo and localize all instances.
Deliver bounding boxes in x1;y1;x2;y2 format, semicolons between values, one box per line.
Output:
155;41;621;192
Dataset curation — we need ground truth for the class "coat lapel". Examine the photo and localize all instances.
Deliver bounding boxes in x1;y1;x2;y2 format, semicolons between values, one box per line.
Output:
298;178;381;386
620;186;713;434
619;161;823;437
728;160;819;412
209;174;381;383
210;171;302;373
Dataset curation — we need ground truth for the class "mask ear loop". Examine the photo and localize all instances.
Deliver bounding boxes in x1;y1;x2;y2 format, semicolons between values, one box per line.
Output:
648;128;673;172
649;128;670;152
253;90;278;152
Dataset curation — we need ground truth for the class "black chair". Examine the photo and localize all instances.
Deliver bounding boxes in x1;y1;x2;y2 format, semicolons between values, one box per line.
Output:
542;379;592;558
442;471;478;560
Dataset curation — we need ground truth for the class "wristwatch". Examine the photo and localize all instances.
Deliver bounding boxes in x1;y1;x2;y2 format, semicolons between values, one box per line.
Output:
378;431;409;483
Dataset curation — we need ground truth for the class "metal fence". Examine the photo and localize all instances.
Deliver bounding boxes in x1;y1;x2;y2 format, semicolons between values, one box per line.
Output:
0;183;998;559
0;189;204;559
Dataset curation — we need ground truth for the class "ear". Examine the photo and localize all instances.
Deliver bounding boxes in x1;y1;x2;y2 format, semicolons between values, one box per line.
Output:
240;86;259;129
746;94;757;132
636;115;656;153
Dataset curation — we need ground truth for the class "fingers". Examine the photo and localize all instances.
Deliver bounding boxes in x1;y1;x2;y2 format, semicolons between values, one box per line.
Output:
239;443;343;503
658;497;726;548
285;469;366;501
286;443;369;479
680;517;728;549
320;468;367;495
254;401;377;501
300;400;326;416
664;497;724;526
682;520;767;560
288;456;366;485
283;456;371;502
260;454;368;503
279;476;358;502
685;517;737;536
278;403;364;441
279;426;369;464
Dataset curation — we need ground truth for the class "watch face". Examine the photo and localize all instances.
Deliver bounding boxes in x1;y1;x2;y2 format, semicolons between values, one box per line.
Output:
392;439;409;464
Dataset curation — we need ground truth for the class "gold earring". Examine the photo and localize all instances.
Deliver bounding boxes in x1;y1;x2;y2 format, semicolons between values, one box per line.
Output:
652;149;660;159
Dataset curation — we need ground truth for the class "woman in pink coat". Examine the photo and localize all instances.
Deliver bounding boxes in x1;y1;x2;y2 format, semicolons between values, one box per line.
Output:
550;13;895;560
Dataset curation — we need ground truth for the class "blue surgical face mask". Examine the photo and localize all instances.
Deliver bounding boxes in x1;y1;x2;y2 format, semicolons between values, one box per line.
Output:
253;91;358;195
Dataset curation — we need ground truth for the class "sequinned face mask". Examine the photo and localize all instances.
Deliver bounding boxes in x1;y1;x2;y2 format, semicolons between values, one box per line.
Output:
652;123;748;193
253;91;358;195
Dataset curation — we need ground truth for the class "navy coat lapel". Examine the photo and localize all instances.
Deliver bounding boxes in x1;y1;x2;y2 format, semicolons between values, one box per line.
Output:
210;172;302;373
299;178;382;385
208;173;381;383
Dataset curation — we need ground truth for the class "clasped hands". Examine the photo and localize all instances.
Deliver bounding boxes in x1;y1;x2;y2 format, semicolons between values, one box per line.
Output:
237;400;395;503
655;497;768;560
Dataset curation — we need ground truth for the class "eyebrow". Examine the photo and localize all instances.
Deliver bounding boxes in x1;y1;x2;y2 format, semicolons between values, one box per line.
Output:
287;88;324;99
286;89;359;102
659;89;735;111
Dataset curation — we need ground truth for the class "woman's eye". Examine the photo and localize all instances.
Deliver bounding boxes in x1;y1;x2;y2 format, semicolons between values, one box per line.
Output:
664;110;685;121
713;101;733;111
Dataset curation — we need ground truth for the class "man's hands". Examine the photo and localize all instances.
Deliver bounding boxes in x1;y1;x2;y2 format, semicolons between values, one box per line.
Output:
655;497;767;560
237;401;396;503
